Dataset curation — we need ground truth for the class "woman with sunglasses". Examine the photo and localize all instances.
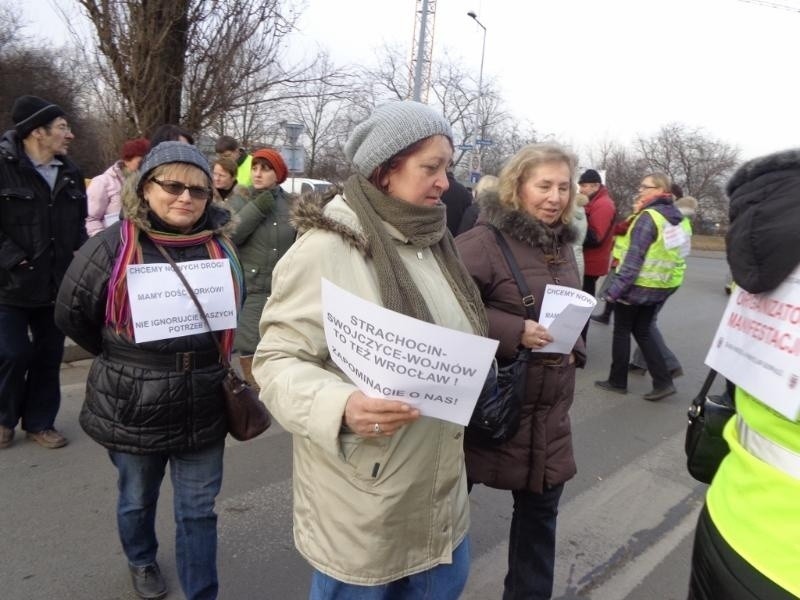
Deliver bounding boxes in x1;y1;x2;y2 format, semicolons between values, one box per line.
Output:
55;142;245;600
595;172;690;401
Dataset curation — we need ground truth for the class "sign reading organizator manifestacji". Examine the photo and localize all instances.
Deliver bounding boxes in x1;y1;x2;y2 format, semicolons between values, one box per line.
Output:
705;264;800;420
126;259;238;343
321;278;499;426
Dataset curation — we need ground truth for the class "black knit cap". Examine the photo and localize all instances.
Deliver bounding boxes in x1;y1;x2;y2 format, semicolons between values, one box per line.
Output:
578;169;602;184
12;95;67;139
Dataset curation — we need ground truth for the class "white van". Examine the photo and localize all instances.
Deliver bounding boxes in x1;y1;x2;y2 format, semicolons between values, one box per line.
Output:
280;177;334;195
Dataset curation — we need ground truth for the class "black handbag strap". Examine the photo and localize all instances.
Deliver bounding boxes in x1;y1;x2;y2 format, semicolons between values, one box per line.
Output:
698;369;718;397
151;238;231;370
485;224;537;320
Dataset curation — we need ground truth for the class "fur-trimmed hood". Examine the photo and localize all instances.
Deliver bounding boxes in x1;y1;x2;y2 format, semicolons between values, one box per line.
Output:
726;148;800;293
476;190;578;249
290;189;370;256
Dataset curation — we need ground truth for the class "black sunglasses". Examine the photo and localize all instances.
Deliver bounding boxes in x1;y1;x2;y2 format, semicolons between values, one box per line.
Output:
150;177;212;201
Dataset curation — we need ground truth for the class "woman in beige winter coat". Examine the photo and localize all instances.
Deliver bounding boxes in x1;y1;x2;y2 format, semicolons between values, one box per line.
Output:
252;101;488;599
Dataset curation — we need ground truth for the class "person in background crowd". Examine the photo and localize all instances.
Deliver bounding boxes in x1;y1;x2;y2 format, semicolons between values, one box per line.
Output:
215;135;252;187
212;156;238;200
441;170;473;236
687;148;800;600
595;172;689;401
85;137;151;236
0;95;86;450
457;173;498;234
55;142;245;600
226;148;293;388
149;124;194;147
456;144;584;600
253;101;487;599
629;187;696;377
571;192;589;281
578;168;616;298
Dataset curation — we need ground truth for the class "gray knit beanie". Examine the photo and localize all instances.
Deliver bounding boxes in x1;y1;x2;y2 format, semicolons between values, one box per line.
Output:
137;141;212;195
344;101;453;176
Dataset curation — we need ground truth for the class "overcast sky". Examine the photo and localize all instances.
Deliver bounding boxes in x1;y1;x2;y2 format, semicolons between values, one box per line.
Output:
24;0;800;161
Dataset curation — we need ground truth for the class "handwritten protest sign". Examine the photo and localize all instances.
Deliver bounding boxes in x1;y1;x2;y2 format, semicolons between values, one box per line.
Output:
126;259;238;343
705;265;800;420
535;284;596;354
321;278;498;426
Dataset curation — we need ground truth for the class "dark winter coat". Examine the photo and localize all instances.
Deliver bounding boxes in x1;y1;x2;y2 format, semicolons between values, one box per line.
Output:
455;192;585;493
442;172;473;236
0;130;87;306
54;205;235;454
226;185;295;354
726;148;800;294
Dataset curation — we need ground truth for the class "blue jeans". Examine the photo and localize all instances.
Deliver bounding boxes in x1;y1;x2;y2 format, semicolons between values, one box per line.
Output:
309;536;470;600
109;441;225;600
0;304;64;431
504;484;564;600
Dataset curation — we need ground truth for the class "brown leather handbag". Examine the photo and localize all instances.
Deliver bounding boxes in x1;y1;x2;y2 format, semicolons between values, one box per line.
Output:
153;241;270;441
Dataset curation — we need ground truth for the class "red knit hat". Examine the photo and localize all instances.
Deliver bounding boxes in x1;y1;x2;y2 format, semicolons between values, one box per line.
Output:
121;137;151;160
251;148;288;184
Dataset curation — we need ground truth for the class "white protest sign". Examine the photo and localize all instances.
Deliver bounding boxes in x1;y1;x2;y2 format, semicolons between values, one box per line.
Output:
705;265;800;420
663;223;691;257
535;284;596;354
126;259;238;343
321;278;499;426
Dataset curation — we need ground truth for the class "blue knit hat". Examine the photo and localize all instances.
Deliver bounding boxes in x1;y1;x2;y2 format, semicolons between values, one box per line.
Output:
137;141;211;195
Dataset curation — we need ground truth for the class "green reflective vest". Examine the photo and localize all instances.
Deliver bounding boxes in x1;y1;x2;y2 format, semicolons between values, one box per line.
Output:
616;208;689;289
707;388;800;596
237;154;253;187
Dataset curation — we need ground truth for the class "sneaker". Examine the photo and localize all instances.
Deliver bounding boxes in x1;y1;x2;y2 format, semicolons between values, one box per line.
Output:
129;562;167;600
628;364;648;375
25;428;68;449
0;425;14;449
590;314;610;324
594;380;628;394
643;385;677;401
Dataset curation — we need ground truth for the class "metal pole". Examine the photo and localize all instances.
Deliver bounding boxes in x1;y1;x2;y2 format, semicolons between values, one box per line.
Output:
467;11;486;182
412;0;430;102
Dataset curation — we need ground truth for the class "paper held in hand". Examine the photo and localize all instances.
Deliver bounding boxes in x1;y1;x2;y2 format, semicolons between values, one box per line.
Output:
705;265;800;420
321;278;499;426
535;284;596;354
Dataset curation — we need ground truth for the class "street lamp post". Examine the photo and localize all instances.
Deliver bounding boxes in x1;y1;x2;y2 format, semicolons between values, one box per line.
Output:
467;10;486;184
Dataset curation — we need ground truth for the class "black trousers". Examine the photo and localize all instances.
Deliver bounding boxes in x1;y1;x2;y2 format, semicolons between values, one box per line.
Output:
688;505;796;600
608;302;672;390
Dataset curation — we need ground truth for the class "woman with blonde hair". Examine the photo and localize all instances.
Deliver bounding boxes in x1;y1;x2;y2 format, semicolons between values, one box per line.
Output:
456;143;584;600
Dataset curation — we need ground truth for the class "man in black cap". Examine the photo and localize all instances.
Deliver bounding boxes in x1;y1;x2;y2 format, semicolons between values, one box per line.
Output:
0;95;87;450
578;168;616;297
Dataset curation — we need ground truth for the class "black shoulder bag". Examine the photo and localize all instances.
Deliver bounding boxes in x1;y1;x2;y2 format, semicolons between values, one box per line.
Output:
685;369;735;484
152;241;271;441
466;225;534;446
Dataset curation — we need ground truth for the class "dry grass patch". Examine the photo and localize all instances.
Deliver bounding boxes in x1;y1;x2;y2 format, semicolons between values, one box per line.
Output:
692;235;725;252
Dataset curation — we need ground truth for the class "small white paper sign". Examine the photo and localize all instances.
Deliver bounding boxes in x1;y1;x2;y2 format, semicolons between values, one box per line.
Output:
705;265;800;420
321;278;499;426
126;259;238;343
663;223;691;257
535;284;596;354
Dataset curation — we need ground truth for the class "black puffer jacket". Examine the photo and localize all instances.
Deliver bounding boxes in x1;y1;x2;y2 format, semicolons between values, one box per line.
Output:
55;205;235;454
726;149;800;294
0;130;87;306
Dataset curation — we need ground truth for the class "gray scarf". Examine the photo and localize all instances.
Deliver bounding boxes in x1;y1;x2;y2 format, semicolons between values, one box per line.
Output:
343;174;487;336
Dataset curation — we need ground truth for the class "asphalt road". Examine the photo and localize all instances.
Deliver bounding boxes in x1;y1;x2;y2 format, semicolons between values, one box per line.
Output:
0;252;730;600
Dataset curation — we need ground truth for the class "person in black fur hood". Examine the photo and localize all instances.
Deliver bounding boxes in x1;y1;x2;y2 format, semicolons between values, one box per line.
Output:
455;143;584;600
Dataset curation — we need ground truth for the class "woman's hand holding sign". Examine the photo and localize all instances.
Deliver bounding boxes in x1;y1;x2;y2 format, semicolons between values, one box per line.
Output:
344;390;420;437
521;319;553;350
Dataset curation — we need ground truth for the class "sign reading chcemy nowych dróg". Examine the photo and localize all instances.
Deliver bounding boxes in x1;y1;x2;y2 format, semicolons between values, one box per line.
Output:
321;278;499;426
126;259;238;344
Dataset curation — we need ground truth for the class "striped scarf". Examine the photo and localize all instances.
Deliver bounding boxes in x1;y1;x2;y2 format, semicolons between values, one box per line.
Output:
106;220;244;359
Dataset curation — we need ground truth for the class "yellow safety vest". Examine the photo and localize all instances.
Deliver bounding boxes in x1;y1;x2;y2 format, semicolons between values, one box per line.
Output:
616;208;689;289
706;388;800;597
237;154;252;187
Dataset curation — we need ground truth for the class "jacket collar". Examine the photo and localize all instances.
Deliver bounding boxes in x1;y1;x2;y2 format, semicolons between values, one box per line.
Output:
477;191;577;248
